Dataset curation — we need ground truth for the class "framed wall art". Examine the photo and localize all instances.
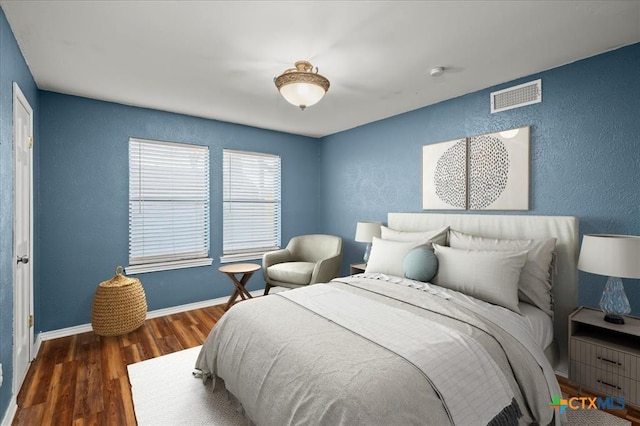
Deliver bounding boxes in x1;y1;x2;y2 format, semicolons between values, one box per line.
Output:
422;138;467;210
422;126;530;211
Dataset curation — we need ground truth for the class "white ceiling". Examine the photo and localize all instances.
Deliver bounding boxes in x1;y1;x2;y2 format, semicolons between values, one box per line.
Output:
2;1;639;138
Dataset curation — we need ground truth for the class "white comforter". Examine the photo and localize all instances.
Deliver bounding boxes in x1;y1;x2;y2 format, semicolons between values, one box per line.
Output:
196;275;561;426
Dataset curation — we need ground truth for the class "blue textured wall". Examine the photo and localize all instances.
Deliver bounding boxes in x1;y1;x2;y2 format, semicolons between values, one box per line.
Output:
320;43;640;314
38;92;320;331
3;12;640;422
0;7;39;420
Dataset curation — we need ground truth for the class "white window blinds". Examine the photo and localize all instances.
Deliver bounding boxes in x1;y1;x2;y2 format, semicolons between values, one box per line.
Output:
128;138;211;274
222;149;281;262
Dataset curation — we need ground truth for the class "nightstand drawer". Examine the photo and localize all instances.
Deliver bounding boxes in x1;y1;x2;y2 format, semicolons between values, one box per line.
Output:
570;361;640;404
571;337;638;379
569;307;640;407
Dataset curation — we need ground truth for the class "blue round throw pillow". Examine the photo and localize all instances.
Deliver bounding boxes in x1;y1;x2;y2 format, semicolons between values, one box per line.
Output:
403;246;439;282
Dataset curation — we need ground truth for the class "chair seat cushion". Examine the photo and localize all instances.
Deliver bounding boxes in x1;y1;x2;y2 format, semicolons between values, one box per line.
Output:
267;262;315;285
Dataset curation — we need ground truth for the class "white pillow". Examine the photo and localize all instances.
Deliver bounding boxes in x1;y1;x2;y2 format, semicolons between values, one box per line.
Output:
365;237;429;277
431;244;528;313
449;230;556;315
380;226;449;245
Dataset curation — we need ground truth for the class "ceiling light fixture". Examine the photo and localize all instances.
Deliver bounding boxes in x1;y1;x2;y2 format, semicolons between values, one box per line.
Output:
274;60;330;111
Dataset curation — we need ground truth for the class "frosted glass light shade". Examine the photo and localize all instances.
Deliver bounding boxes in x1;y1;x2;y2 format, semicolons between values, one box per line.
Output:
279;83;326;109
274;60;330;110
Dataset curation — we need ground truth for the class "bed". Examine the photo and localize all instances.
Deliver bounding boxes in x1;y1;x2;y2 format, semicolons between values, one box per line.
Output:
196;213;578;426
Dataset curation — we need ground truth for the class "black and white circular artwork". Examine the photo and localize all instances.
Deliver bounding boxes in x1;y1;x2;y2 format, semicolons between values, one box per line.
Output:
433;136;510;209
424;127;527;211
434;139;467;208
468;135;509;209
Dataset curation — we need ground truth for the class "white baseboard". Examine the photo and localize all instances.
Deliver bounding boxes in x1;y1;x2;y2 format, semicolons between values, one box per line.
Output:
36;290;262;347
1;395;17;426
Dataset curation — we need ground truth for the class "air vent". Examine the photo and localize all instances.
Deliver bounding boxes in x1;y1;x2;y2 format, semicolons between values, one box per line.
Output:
490;79;541;113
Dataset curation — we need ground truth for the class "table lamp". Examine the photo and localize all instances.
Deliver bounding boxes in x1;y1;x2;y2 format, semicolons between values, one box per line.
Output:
355;221;382;263
577;234;640;324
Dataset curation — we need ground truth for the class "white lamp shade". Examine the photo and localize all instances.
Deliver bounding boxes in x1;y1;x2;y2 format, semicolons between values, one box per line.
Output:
578;234;640;279
355;221;382;243
279;83;326;108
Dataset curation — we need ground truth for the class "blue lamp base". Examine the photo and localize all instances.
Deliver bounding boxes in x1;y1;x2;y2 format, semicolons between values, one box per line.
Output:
600;276;631;325
363;243;372;263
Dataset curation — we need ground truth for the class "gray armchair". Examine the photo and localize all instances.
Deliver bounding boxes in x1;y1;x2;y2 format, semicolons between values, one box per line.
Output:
263;234;343;295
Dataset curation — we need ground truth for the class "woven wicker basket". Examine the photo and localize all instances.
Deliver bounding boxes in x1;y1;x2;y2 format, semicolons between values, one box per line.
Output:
91;266;147;336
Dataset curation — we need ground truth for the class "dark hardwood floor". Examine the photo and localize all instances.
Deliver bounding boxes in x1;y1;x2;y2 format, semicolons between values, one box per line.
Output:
12;304;225;425
11;303;640;425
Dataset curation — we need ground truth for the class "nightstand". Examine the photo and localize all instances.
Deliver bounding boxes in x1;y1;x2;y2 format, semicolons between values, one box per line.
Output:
349;262;366;275
569;306;640;406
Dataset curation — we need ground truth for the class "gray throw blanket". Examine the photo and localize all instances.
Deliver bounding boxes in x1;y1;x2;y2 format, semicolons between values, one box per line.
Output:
196;277;558;425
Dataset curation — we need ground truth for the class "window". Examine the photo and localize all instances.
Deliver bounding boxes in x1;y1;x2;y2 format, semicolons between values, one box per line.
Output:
222;149;281;262
127;138;211;274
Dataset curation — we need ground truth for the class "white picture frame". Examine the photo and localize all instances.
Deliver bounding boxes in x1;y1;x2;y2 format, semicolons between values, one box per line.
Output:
469;126;529;210
422;138;467;210
422;126;530;211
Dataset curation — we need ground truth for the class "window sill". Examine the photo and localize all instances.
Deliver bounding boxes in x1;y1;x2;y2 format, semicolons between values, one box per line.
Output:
220;251;276;264
126;258;213;274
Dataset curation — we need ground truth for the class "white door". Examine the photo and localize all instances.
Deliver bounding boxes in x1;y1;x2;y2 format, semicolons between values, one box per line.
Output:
13;82;34;393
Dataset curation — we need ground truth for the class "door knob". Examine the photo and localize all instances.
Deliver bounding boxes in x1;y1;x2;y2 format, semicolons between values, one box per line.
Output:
17;256;29;264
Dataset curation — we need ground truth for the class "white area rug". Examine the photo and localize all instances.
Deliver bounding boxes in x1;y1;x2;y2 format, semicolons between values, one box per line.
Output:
129;346;630;426
128;346;246;426
564;406;630;426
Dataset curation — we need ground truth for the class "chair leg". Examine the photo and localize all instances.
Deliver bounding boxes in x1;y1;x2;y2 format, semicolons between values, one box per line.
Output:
263;283;272;296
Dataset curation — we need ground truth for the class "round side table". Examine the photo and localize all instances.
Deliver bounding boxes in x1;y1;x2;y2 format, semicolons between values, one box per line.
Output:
219;263;261;310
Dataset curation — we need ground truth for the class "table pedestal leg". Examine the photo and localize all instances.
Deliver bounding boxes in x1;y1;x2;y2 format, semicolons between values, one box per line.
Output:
223;271;255;310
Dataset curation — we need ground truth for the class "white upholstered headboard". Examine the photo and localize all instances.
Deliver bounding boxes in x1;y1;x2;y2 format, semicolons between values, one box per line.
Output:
388;213;578;372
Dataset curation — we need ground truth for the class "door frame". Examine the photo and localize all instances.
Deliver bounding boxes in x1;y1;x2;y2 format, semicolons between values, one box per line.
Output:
12;82;34;394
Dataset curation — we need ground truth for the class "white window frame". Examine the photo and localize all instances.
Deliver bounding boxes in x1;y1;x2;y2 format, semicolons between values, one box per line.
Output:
126;138;212;274
221;149;281;263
